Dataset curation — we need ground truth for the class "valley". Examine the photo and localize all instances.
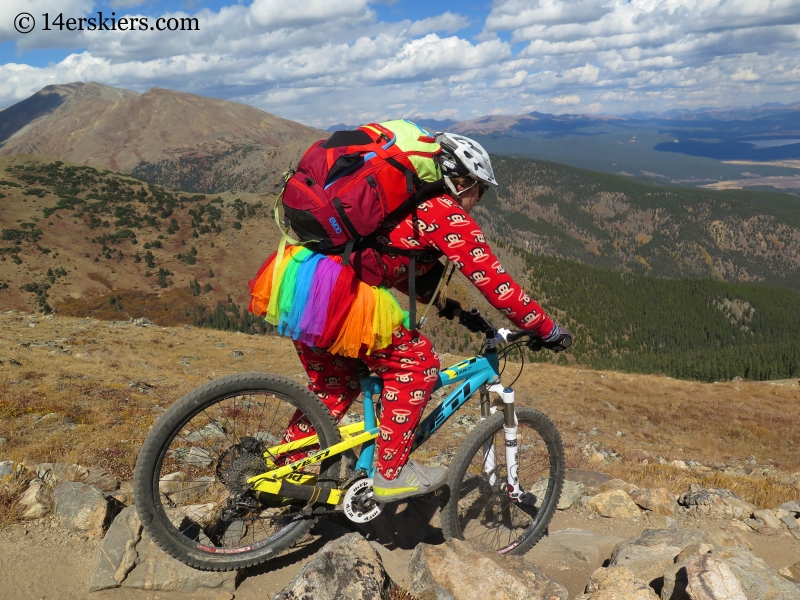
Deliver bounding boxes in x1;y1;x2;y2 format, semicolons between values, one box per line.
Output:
2;153;799;382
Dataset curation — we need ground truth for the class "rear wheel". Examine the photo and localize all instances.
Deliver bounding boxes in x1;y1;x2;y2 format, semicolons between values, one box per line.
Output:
133;372;341;571
440;407;565;555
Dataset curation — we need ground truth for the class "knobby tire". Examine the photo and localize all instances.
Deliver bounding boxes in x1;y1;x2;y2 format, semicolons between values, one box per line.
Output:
133;372;341;571
440;407;565;555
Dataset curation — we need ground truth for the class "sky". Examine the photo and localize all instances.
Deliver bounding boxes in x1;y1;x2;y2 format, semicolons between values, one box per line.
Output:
2;0;800;128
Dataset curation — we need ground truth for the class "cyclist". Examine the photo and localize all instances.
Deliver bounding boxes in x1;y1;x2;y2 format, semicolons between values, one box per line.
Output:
271;133;572;503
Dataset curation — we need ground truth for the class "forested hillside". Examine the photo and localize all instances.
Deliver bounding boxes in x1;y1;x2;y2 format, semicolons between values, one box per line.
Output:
418;250;800;383
2;155;798;382
0;155;279;320
474;157;800;289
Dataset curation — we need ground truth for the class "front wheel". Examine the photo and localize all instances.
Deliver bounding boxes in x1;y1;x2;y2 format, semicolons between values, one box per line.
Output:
440;407;565;555
133;372;341;571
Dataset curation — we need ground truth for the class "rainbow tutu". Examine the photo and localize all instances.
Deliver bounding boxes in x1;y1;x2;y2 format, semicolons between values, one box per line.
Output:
248;246;409;357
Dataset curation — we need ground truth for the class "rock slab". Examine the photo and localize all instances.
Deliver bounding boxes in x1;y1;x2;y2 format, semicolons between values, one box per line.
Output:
577;565;659;600
610;528;718;588
52;480;109;531
558;480;586;510
89;506;142;591
646;512;677;529
534;528;625;568
705;549;800;600
88;505;233;593
662;547;799;600
409;537;568;600
684;554;747;600
599;479;640;495
679;485;755;520
122;532;236;592
589;489;641;519
629;488;677;518
18;478;53;519
275;532;390;600
752;509;782;529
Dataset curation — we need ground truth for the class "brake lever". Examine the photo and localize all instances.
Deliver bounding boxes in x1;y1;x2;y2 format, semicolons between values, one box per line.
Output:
527;335;544;352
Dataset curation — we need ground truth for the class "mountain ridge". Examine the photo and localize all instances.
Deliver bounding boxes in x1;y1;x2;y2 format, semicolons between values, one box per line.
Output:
0;81;329;193
3;82;800;191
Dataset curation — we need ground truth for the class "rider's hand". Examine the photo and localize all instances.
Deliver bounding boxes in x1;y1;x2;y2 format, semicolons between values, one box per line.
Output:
438;298;462;320
459;309;493;333
542;324;573;353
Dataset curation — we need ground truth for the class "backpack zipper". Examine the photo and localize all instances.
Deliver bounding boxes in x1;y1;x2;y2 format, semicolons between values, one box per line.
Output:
287;176;325;207
335;161;385;196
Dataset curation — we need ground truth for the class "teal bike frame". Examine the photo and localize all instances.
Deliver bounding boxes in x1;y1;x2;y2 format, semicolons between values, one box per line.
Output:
354;350;503;476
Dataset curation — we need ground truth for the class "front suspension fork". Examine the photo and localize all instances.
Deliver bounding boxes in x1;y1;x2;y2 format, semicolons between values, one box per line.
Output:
481;384;523;501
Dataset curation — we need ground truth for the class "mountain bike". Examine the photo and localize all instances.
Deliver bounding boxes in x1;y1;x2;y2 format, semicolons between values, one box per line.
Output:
133;309;566;571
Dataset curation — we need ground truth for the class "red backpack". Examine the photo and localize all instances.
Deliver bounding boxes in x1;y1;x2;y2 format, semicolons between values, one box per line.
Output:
280;120;444;261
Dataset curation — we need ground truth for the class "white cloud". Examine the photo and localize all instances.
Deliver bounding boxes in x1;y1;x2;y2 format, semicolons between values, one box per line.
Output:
110;0;148;7
406;12;470;37
732;68;759;81
0;0;93;44
1;0;800;123
561;64;599;84
552;94;580;105
248;0;371;31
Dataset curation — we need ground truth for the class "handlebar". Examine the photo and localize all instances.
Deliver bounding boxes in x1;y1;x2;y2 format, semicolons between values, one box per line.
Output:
455;308;544;351
505;330;531;343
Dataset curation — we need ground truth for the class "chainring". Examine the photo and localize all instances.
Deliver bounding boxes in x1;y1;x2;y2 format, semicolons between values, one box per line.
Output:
343;477;382;523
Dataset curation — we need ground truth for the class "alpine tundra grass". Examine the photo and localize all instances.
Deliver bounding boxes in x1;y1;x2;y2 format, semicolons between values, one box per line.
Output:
0;311;797;531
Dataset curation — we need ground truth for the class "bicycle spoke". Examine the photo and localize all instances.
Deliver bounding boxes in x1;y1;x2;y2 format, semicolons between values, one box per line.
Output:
154;389;324;554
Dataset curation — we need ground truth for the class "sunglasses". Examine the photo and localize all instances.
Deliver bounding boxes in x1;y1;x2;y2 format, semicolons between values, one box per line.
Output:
458;181;490;199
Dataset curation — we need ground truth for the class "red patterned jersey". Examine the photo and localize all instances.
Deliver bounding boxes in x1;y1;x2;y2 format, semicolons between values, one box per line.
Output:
374;194;555;337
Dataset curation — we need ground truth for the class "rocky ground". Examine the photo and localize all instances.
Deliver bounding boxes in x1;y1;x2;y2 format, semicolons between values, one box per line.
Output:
2;457;800;600
2;312;800;598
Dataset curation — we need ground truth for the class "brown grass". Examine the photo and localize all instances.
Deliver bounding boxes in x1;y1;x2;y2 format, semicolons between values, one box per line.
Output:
56;287;201;327
0;311;798;522
506;361;800;508
0;311;305;483
0;477;27;529
387;584;421;600
603;463;798;509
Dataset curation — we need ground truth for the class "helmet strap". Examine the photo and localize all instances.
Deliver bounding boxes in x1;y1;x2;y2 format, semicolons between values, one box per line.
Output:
443;176;460;197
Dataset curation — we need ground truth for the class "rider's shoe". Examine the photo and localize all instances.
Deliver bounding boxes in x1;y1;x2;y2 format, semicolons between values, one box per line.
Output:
372;459;447;503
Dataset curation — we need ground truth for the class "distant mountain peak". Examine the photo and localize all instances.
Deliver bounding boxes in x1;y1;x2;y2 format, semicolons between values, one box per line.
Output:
0;82;327;193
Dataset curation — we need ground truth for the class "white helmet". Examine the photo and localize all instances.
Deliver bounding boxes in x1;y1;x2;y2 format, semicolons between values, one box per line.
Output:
435;133;497;195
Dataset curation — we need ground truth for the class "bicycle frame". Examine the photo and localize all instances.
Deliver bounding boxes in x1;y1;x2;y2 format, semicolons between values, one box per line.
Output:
246;349;507;505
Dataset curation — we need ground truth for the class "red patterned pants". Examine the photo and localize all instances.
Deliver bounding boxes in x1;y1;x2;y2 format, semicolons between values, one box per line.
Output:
283;325;440;480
